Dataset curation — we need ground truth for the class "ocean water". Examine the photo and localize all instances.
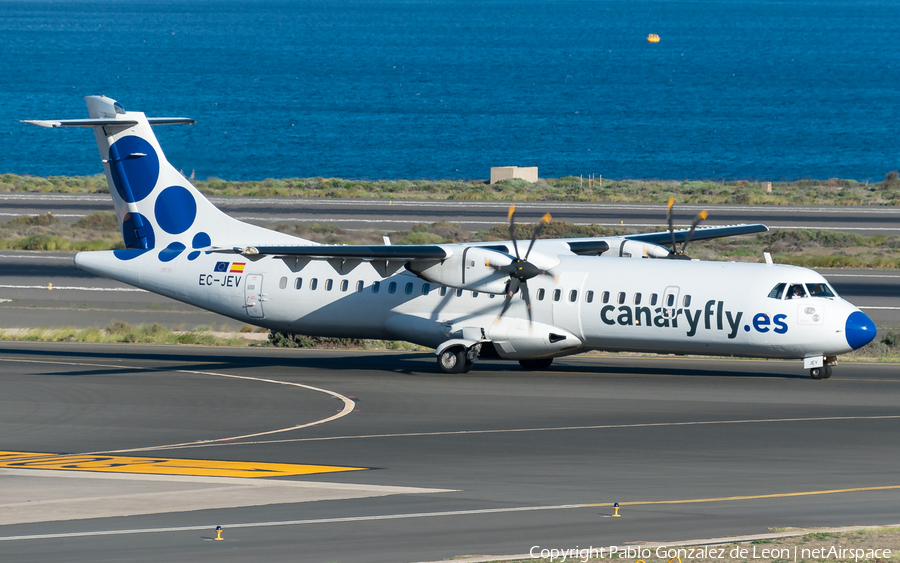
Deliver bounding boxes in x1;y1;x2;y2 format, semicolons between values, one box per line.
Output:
1;0;898;181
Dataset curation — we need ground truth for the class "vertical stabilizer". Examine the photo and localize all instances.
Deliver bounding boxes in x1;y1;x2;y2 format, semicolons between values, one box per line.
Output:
24;96;311;263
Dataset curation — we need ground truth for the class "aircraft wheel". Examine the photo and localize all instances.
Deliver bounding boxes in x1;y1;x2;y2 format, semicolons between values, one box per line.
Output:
438;347;467;374
460;359;474;374
822;364;833;379
519;358;553;371
810;367;825;379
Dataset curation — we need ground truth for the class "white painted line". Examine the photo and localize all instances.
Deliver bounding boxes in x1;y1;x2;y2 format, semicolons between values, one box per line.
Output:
0;504;591;542
859;307;900;310
0;213;84;218
824;273;900;278
0;285;145;292
0;299;10;303
0;254;73;260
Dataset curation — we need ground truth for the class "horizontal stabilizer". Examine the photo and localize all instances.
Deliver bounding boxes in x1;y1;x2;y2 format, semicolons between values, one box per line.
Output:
625;223;768;245
225;245;449;261
21;117;193;128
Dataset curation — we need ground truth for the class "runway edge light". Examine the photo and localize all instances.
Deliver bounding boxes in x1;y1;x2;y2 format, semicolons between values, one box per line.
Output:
613;502;621;517
215;526;223;541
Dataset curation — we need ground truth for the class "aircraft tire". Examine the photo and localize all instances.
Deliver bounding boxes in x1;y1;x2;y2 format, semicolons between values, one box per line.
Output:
438;347;467;374
810;367;825;379
823;365;833;379
519;358;553;371
460;359;474;374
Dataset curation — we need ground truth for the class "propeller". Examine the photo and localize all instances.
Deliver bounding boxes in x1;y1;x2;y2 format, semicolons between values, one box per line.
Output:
665;198;708;259
487;205;556;324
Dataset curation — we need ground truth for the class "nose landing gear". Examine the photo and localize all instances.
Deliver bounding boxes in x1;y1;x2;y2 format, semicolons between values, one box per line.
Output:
809;365;832;379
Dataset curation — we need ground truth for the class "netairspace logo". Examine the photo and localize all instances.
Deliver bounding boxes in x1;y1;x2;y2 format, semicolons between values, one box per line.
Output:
529;545;892;562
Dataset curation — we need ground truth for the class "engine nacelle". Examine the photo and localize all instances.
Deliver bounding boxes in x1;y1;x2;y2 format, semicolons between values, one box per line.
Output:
601;238;672;259
408;247;515;294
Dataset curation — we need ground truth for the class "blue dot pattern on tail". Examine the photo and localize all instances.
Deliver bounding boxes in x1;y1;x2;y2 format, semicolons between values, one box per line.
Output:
155;185;197;235
108;136;160;203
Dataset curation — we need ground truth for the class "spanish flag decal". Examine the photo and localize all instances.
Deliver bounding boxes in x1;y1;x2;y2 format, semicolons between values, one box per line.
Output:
230;262;246;273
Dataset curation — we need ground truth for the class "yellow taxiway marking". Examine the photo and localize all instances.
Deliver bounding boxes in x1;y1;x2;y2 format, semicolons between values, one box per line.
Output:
0;451;366;478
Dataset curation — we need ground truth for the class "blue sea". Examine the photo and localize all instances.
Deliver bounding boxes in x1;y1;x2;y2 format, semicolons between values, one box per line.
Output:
1;0;898;181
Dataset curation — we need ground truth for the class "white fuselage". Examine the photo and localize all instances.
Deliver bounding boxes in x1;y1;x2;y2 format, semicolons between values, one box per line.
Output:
76;245;860;361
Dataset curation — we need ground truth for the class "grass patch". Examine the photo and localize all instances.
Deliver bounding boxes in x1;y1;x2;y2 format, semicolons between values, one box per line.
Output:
4;173;900;205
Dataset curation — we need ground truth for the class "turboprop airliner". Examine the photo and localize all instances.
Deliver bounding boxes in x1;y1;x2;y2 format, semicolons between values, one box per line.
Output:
24;96;877;378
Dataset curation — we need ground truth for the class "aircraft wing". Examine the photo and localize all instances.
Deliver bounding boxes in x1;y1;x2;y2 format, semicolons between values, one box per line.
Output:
223;239;610;260
624;223;768;245
227;245;449;261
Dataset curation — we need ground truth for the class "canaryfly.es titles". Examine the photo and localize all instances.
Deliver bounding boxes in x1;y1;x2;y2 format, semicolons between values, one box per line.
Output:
599;299;788;339
529;544;892;563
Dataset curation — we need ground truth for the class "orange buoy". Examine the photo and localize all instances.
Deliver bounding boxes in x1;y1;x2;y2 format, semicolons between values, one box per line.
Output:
647;33;660;43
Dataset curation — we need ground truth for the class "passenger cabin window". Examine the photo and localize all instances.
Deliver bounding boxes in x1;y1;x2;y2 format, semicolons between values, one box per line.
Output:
633;293;642;305
786;284;807;299
294;278;302;290
356;281;364;292
325;279;333;291
405;282;414;295
768;283;786;300
585;290;594;303
440;287;448;297
472;291;478;298
310;278;318;290
617;292;626;305
389;282;397;294
683;295;692;307
279;276;287;290
422;283;431;295
569;290;577;302
456;289;463;297
601;291;610;304
372;281;380;293
650;293;658;306
666;294;675;307
340;280;349;292
807;283;835;298
537;288;545;301
553;289;562;302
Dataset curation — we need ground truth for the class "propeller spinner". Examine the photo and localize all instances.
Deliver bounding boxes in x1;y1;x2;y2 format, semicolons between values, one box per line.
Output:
488;205;556;323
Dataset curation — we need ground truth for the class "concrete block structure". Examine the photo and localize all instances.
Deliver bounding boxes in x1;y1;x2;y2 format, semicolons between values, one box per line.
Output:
490;166;538;184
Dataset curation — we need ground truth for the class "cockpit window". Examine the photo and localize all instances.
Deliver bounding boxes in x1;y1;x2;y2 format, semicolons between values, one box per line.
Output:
768;283;786;299
786;283;807;299
806;283;835;298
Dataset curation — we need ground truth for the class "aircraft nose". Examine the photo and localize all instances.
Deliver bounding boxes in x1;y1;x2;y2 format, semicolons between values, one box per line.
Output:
845;310;877;350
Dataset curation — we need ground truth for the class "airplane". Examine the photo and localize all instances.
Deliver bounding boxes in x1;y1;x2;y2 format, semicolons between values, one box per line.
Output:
23;96;877;379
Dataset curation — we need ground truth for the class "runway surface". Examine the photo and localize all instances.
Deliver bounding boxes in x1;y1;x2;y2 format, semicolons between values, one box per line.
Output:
4;193;900;235
2;252;897;331
0;343;898;562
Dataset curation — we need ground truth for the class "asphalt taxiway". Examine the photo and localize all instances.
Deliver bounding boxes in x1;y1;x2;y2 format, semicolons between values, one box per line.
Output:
5;194;900;235
0;343;898;562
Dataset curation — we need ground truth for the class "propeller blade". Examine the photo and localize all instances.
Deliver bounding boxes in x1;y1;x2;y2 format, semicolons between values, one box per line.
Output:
494;278;520;321
666;197;677;254
681;210;708;253
525;212;551;261
521;282;533;324
508;204;520;260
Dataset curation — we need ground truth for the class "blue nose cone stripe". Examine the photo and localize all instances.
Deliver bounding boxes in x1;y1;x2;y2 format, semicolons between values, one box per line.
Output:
846;311;876;350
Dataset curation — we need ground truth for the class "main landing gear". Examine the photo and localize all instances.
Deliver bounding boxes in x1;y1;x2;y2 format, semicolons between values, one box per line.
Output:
437;344;479;374
809;365;832;379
